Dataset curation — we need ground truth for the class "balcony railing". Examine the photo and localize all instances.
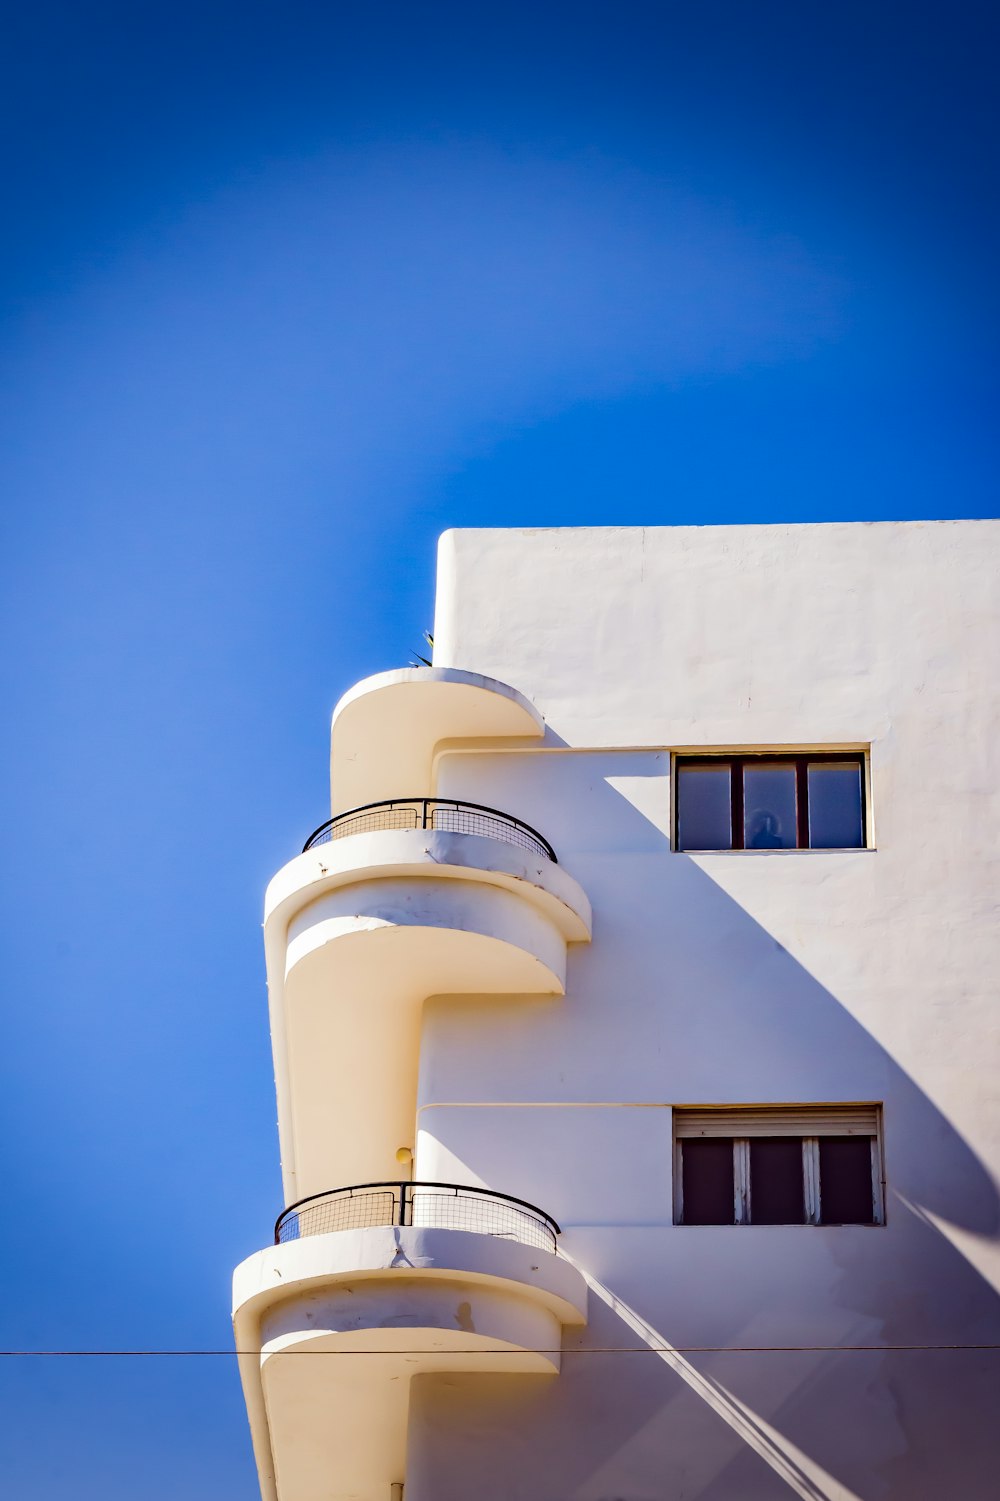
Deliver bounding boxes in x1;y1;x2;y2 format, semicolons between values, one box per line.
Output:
275;1181;560;1254
302;798;557;863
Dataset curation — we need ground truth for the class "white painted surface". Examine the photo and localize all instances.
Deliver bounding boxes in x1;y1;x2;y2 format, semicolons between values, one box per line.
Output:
329;666;543;812
233;1228;587;1501
263;829;590;1201
240;521;1000;1500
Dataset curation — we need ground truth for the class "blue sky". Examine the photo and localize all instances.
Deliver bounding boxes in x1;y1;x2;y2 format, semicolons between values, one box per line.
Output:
1;3;997;1494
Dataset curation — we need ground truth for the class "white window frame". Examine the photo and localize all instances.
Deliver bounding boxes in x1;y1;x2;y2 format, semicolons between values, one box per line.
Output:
673;1105;885;1226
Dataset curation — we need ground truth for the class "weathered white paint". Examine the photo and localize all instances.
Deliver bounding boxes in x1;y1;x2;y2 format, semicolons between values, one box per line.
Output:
238;521;1000;1501
233;1228;587;1501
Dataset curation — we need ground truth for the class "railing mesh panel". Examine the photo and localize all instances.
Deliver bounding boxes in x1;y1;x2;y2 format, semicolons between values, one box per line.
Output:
408;1187;554;1250
278;1189;398;1241
275;1182;557;1252
427;804;546;855
302;799;555;861
305;805;420;846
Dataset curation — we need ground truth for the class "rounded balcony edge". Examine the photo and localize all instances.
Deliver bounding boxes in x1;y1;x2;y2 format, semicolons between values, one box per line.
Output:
264;827;593;943
233;1224;588;1331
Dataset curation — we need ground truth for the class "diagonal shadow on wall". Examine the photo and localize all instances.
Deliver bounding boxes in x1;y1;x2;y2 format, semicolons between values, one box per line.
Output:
413;745;1000;1500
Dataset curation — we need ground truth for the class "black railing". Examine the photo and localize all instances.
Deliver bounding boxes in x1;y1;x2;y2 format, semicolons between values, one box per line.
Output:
274;1181;560;1254
302;798;557;863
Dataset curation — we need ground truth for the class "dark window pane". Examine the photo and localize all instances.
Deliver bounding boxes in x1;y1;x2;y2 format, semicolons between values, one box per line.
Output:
682;1139;734;1224
677;765;732;850
749;1138;805;1223
808;763;864;848
743;765;797;849
819;1137;875;1224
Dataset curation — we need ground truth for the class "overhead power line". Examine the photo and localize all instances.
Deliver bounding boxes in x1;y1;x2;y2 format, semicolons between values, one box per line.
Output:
1;1343;997;1357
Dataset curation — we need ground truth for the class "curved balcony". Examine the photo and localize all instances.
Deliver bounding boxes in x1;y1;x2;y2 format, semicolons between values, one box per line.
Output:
275;1179;560;1252
265;812;591;1205
303;797;558;862
233;1185;587;1501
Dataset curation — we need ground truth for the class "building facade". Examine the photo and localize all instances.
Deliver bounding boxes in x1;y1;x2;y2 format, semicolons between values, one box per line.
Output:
234;521;1000;1500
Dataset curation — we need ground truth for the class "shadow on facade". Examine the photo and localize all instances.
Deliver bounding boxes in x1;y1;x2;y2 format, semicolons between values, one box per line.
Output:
414;748;999;1499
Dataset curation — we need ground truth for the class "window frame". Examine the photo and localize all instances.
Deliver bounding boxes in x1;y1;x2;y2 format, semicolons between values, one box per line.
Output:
672;1105;885;1227
673;751;869;852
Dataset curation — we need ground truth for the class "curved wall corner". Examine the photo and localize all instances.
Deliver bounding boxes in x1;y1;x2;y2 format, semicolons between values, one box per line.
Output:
263;832;591;1201
329;667;545;812
233;1227;587;1501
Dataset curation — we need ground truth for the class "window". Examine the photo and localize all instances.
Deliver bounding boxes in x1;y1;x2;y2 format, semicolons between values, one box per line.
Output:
674;753;867;852
673;1106;884;1225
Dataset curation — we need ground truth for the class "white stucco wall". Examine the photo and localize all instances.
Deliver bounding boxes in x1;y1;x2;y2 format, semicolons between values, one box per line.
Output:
409;521;1000;1499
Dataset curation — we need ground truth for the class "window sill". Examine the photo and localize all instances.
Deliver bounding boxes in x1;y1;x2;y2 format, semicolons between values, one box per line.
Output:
672;1222;886;1229
674;846;876;855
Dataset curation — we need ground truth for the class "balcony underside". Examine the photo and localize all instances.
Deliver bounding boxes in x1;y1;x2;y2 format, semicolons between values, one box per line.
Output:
264;830;591;1202
234;1227;587;1501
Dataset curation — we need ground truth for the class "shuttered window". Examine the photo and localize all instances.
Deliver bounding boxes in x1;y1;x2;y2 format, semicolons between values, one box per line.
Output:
673;1105;884;1226
680;1139;734;1225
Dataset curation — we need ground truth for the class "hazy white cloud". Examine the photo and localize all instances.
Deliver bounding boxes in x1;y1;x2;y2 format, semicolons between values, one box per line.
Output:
3;143;846;498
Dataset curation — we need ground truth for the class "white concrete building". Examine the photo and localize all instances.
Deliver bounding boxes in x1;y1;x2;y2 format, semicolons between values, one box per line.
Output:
234;520;1000;1501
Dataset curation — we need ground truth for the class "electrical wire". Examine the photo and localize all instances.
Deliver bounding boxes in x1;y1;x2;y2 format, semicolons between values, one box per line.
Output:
0;1343;997;1356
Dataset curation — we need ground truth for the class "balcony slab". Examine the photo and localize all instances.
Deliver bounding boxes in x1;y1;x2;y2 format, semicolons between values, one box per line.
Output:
233;1226;587;1501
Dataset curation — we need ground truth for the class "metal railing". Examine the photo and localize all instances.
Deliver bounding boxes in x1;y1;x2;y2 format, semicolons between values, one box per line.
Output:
274;1181;560;1253
302;798;557;862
